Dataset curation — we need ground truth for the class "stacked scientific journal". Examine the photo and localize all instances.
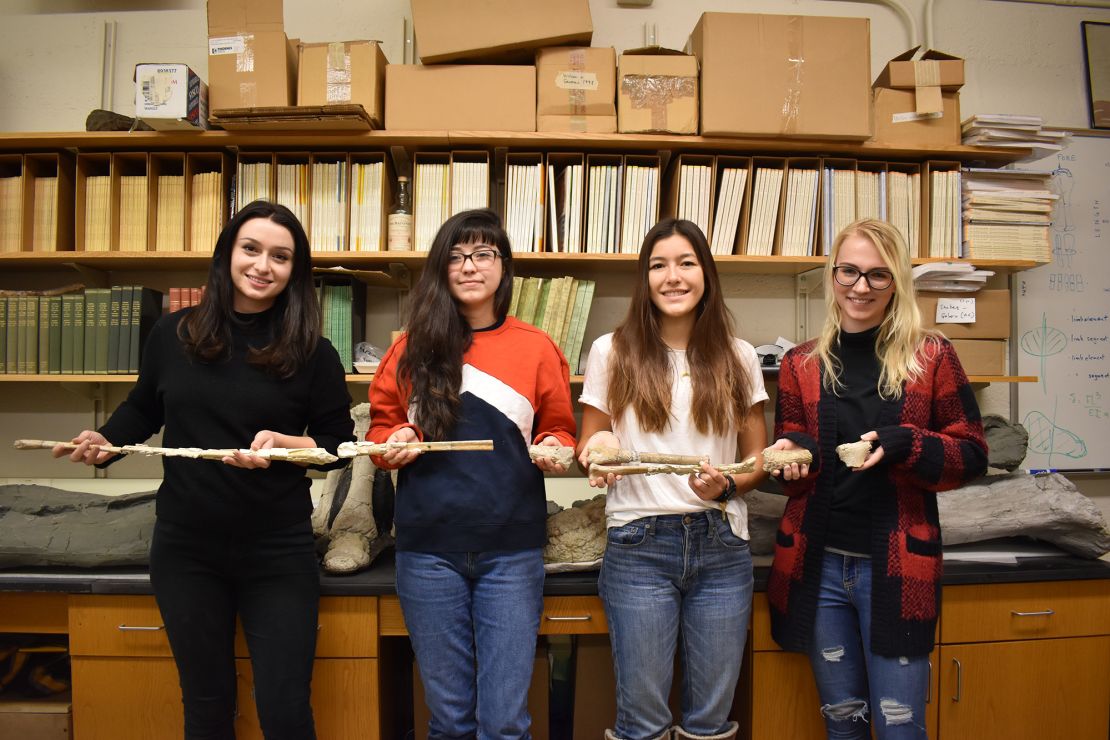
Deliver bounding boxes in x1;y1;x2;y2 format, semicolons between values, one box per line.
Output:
961;168;1055;261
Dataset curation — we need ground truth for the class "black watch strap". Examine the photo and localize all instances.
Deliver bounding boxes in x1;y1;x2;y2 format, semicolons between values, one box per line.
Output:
714;475;737;503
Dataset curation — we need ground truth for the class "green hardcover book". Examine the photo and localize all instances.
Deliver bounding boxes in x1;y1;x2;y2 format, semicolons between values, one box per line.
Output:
129;287;164;374
568;279;595;375
543;276;566;339
72;293;86;374
558;278;580;354
47;295;62;374
106;286;123;374
533;279;553;330
115;286;134;375
94;289;111;374
0;297;7;374
61;294;75;374
37;295;50;374
25;295;40;375
509;276;524;318
563;279;588;369
517;277;542;326
83;289;103;374
16;297;27;374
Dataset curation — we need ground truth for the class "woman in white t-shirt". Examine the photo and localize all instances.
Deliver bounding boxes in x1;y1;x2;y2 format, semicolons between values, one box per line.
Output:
577;218;769;740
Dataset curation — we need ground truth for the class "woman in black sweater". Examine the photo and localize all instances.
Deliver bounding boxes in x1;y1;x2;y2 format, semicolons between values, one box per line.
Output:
55;200;354;740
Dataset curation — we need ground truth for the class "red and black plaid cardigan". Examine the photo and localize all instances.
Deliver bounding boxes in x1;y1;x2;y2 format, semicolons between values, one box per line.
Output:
768;336;987;658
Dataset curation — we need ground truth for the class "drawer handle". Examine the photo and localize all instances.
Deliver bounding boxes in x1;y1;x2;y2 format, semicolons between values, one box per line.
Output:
952;658;962;702
926;660;932;704
117;624;165;632
1011;609;1055;617
544;615;592;622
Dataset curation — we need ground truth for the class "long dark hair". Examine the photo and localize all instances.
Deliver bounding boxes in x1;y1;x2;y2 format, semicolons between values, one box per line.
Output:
608;218;753;435
398;208;514;441
178;200;320;379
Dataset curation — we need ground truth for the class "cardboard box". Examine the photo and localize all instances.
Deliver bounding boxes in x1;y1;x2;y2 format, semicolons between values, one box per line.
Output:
874;47;964;115
298;41;387;126
134;63;209;131
536;47;616;133
411;0;592;64
0;699;72;740
872;88;960;147
207;0;296;109
689;12;872;140
385;65;535;131
618;47;698;134
917;289;1010;339
949;339;1007;376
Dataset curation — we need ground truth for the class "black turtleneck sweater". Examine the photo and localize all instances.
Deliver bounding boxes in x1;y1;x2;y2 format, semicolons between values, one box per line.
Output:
98;307;354;534
826;326;883;554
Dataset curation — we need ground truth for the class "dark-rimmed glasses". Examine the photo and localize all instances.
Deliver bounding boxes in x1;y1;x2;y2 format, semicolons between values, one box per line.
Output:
832;265;894;291
447;248;501;269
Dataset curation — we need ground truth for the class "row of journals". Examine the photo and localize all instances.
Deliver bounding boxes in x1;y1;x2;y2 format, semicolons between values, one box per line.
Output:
509;275;596;375
0;287;162;376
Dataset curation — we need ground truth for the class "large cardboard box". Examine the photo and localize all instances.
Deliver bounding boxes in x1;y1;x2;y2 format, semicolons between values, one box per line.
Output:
207;0;296;109
536;47;616;133
874;47;964;114
298;41;387;126
385;65;535;131
917;289;1010;339
950;339;1007;376
134;63;209;130
688;12;872;140
872;87;960;147
618;47;699;135
411;0;592;64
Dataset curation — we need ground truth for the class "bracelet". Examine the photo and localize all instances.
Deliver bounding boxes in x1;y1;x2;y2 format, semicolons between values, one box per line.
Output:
714;475;737;503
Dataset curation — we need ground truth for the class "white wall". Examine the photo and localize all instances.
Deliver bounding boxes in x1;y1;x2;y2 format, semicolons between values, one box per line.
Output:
1;0;1108;523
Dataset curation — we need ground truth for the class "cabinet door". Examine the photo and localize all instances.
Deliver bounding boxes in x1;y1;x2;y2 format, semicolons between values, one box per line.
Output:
939;636;1110;739
71;656;183;740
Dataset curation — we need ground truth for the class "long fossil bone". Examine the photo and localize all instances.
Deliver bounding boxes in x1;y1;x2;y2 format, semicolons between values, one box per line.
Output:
14;439;339;465
336;439;494;458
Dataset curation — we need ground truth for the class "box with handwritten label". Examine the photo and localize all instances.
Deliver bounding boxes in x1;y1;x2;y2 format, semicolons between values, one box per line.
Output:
916;289;1010;339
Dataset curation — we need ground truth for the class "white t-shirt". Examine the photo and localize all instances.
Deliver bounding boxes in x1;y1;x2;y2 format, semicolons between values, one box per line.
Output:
579;333;769;540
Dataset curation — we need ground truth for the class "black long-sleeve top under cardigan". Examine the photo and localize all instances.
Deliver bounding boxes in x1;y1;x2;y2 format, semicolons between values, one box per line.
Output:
98;308;355;534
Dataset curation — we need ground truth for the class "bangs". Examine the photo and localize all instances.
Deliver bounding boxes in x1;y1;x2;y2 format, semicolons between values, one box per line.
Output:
454;223;510;253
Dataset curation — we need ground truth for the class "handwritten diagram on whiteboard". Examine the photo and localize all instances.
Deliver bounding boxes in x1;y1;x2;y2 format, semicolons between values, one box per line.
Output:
1017;133;1110;470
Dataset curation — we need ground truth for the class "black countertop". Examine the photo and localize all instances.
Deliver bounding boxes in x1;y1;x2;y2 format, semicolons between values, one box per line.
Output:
2;546;1108;597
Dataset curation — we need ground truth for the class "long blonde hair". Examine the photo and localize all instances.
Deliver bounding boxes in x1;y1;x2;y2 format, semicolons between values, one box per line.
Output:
808;219;938;398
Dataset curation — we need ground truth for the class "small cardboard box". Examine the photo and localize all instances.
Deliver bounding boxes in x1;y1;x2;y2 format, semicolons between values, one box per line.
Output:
872;87;960;147
0;699;72;740
134;63;209;130
689;12;872;140
874;47;964;115
618;47;698;135
536;47;616;133
385;65;535;131
917;289;1010;339
411;0;592;64
207;0;296;109
949;339;1007;376
298;41;387;127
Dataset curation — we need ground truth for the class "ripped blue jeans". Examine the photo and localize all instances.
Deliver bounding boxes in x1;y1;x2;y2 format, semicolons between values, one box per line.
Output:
807;551;929;740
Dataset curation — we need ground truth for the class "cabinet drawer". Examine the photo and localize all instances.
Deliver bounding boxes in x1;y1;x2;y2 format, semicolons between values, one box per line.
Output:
750;593;778;652
69;595;172;658
941;580;1110;644
540;596;608;634
71;656;182;740
0;592;68;634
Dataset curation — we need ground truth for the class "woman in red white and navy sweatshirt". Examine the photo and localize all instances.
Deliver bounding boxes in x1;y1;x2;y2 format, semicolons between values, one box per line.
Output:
766;219;987;740
368;208;576;740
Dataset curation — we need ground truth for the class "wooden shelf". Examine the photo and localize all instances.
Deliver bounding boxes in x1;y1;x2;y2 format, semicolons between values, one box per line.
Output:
0;129;1030;166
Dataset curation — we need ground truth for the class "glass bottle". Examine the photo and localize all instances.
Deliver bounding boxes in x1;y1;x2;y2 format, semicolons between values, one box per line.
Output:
387;175;413;251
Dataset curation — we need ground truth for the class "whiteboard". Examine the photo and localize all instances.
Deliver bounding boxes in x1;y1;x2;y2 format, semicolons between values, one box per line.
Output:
1017;131;1110;471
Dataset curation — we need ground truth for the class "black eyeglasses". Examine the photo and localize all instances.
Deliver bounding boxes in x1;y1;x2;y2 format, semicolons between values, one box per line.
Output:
832;265;894;291
447;248;501;269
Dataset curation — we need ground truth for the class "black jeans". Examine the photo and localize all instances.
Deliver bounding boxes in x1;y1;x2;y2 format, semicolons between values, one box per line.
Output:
150;517;320;740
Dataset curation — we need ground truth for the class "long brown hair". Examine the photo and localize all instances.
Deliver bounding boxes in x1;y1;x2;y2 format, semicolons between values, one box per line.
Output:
178;200;320;379
607;218;754;436
398;209;514;441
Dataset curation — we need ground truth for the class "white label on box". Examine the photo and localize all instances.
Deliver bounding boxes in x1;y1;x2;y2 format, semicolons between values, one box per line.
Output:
556;71;599;91
936;298;976;324
891;110;944;123
209;35;246;56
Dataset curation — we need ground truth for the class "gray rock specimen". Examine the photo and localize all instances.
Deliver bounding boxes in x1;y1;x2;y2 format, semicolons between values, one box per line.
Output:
544;495;606;564
983;414;1029;471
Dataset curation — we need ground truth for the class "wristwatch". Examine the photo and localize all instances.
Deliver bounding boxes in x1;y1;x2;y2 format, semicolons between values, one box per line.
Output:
714;475;737;503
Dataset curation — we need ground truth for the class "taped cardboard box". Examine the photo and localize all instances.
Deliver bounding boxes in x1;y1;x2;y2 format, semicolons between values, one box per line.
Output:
207;0;296;109
134;63;209;130
688;12;872;140
411;0;592;64
872;87;960;147
298;41;387;127
385;65;535;132
949;339;1006;376
917;289;1010;339
618;47;698;135
874;47;964;115
536;47;616;133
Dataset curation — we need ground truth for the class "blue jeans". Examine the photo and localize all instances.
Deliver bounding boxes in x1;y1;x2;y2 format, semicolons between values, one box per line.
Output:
396;548;545;740
599;512;753;740
807;551;929;739
149;518;320;740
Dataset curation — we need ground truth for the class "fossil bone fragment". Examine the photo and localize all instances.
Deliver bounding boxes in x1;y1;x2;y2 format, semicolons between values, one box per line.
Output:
336;439;494;458
760;448;813;472
589;456;758;479
587;446;707;466
528;445;575;468
836;440;872;468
